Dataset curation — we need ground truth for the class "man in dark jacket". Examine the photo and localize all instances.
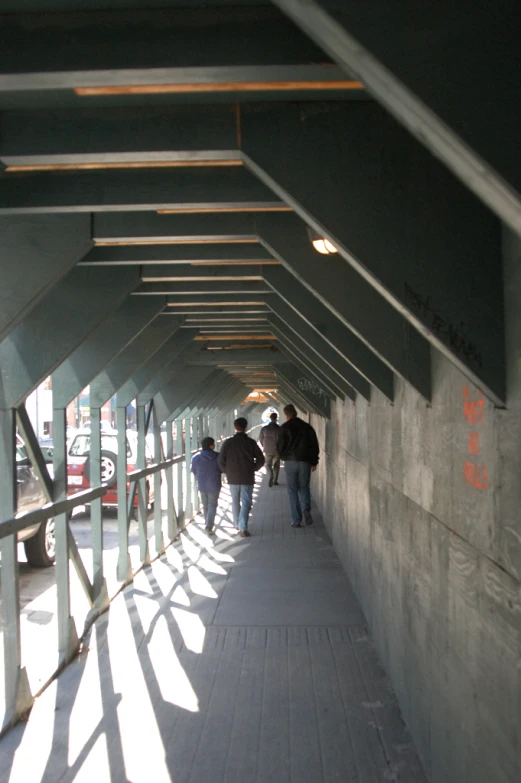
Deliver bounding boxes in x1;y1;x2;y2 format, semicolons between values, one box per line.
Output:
277;404;319;528
218;417;265;537
191;437;222;536
259;411;280;487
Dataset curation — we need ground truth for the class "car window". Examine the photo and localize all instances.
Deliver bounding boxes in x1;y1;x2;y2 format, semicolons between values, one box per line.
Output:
16;443;28;463
69;434;132;458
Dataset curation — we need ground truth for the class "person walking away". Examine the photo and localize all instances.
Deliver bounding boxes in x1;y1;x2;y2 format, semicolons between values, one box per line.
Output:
276;404;319;528
259;412;281;487
218;417;265;537
191;436;222;536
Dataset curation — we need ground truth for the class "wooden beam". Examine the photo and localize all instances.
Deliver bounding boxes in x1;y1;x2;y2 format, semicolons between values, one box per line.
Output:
75;80;364;96
4;160;242;173
194;335;276;340
94;238;259;247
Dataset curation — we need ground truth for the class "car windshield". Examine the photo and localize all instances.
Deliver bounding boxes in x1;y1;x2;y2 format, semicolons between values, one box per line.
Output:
69;434;132;458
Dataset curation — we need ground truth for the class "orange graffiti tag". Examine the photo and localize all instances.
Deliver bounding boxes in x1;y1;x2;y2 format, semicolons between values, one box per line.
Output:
468;432;480;455
463;460;488;490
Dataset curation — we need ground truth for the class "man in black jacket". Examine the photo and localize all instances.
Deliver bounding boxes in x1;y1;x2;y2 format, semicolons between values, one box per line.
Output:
218;417;265;537
277;404;319;527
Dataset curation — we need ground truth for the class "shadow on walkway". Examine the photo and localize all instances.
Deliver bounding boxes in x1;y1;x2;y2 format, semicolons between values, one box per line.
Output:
0;469;427;782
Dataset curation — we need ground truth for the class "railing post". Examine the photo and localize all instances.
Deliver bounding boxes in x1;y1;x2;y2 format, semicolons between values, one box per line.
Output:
0;408;32;730
152;402;165;556
89;406;109;615
184;417;193;522
116;405;131;583
166;423;177;542
176;419;184;529
53;406;79;667
136;404;150;566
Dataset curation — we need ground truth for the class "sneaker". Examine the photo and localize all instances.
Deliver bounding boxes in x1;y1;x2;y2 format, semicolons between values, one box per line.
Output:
291;522;302;528
239;529;251;537
274;481;279;485
204;528;215;536
303;510;314;526
268;478;273;487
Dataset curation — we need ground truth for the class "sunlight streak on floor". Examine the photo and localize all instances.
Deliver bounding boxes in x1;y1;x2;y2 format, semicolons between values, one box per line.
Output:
171;585;191;606
165;545;184;573
196;553;227;575
107;595;171;782
68;627;104;767
149;615;199;712
7;681;58;783
171;607;206;654
150;558;178;597
187;565;218;598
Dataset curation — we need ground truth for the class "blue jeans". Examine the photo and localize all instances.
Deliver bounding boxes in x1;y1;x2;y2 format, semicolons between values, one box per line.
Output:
284;461;312;525
200;490;220;530
229;484;254;531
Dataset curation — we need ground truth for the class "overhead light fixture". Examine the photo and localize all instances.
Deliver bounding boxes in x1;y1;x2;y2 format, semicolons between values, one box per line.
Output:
307;227;338;255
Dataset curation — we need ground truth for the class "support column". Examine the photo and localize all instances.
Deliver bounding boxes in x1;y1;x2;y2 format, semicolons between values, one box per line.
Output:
0;409;32;729
176;419;184;530
116;405;131;583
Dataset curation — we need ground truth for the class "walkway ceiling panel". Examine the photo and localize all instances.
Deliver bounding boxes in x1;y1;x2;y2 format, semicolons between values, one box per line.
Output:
273;0;521;235
241;105;504;403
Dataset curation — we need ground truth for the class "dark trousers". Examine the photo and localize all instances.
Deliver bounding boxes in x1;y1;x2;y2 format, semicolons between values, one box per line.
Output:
265;452;280;482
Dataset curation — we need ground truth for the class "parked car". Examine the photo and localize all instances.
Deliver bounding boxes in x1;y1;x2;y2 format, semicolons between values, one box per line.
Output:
67;430;155;517
16;435;56;568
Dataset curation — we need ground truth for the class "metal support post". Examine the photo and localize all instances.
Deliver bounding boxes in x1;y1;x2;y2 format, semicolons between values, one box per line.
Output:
136;404;150;566
176;419;184;530
53;406;79;666
0;408;32;730
184;417;193;522
116;405;131;583
152;402;165;556
88;406;109;615
165;423;177;543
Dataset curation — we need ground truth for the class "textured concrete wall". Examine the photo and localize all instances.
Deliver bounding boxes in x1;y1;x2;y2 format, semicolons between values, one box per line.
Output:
311;336;521;782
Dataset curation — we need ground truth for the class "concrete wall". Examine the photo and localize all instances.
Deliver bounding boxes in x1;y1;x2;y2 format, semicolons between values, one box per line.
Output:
310;239;521;782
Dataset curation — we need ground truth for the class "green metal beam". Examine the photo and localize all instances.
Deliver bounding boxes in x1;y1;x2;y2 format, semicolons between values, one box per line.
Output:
89;315;184;407
53;296;165;408
0;267;140;409
0;214;92;342
0;167;281;214
243;106;503;402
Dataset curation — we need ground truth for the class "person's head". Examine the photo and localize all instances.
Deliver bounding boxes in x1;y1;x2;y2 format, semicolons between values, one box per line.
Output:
283;404;297;420
234;417;248;432
201;436;215;450
269;412;278;422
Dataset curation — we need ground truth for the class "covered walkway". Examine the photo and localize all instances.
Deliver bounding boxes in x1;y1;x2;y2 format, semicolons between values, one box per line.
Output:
0;470;426;782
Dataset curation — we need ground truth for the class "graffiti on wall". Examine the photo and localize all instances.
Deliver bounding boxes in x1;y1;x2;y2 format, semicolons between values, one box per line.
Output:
297;377;328;407
462;385;488;490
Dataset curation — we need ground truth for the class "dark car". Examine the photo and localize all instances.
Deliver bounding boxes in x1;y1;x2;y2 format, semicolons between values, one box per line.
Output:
16;435;56;568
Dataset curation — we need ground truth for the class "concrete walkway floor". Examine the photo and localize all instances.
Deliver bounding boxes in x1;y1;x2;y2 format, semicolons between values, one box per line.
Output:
0;469;427;782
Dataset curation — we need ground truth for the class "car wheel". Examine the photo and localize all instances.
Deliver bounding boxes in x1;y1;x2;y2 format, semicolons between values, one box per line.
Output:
84;450;118;488
23;518;56;568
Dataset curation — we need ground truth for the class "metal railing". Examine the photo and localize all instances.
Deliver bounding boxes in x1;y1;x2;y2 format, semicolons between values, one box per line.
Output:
0;410;263;735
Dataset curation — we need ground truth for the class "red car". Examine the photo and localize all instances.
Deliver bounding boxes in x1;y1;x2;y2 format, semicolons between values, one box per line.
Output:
67;429;155;517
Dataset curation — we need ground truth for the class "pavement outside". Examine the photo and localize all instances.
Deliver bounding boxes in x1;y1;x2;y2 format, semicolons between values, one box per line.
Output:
0;468;427;782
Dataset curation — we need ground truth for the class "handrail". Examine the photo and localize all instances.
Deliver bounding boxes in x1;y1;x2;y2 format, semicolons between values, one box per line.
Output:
0;426;263;540
0;484;108;540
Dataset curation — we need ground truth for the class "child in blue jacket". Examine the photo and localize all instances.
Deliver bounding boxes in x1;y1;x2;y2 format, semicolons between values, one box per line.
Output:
191;437;222;535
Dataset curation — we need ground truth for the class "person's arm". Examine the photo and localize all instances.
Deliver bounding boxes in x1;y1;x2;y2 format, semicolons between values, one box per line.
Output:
218;442;227;472
191;454;198;476
253;441;265;471
310;426;320;469
259;427;265;448
276;426;289;459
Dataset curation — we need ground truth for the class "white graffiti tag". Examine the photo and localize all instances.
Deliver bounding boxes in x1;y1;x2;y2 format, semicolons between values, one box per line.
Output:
297;377;328;406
